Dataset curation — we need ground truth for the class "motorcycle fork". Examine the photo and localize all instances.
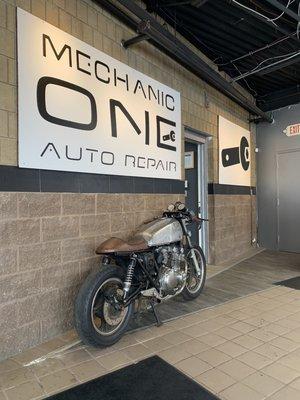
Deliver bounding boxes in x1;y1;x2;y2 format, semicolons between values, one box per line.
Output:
180;220;201;276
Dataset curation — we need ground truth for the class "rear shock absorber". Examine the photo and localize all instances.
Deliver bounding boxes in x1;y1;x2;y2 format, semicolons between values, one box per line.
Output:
123;254;137;299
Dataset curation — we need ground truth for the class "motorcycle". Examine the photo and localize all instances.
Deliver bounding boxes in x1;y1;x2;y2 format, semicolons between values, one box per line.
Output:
75;202;207;347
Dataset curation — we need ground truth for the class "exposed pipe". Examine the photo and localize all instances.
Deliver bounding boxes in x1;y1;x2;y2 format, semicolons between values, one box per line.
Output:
95;0;272;122
264;0;300;22
230;0;300;46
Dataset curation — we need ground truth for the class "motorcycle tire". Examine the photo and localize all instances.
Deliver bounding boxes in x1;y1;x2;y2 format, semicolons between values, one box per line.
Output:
181;246;206;300
75;265;134;347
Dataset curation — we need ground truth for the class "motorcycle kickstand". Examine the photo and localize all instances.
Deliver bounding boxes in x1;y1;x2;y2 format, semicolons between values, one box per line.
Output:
149;298;163;327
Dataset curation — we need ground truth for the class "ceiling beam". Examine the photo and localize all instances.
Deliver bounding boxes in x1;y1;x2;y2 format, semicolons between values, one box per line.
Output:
264;0;300;23
257;84;300;111
258;53;300;75
233;51;300;81
230;0;300;46
96;0;272;122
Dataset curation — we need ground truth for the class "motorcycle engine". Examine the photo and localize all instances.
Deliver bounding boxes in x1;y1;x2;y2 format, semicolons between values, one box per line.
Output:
157;245;187;297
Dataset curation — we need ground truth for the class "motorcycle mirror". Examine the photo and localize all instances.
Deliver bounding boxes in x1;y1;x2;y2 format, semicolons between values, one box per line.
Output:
167;204;175;212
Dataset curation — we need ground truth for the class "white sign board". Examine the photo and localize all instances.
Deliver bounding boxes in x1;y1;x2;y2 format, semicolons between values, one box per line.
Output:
283;124;300;137
218;116;251;186
17;9;181;179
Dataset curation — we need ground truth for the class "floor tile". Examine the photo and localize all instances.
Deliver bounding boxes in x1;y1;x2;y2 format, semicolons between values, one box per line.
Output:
96;351;131;371
215;341;247;357
237;350;273;369
69;359;106;382
217;359;256;380
175;356;212;377
278;353;300;372
59;349;92;367
262;362;299;384
180;338;211;355
284;327;300;343
5;380;44;400
181;323;206;338
38;338;66;353
266;386;300;400
121;344;153;361
12;348;45;366
220;382;264;400
276;317;300;330
39;369;78;395
30;358;66;378
290;377;300;390
158;345;190;364
248;327;278;342
195;368;236;393
0;359;20;375
241;371;283;396
143;337;172;352
269;336;300;352
0;367;35;390
232;334;264;350
213;326;241;340
230;321;256;334
253;343;287;360
198;333;227;347
161;331;192;345
196;348;231;367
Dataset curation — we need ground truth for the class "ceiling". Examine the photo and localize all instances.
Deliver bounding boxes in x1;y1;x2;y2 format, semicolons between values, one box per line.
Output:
143;0;300;111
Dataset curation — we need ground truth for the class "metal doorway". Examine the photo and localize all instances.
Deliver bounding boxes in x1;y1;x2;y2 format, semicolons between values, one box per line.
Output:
276;149;300;252
184;128;208;257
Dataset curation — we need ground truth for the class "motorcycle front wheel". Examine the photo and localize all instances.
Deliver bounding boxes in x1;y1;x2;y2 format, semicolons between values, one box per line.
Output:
182;246;206;300
75;265;133;347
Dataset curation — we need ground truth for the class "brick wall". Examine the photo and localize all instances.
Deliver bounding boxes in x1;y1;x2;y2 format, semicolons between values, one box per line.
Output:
0;192;182;360
0;0;257;359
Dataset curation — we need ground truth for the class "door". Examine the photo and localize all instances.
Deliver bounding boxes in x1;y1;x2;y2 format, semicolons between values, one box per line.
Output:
185;142;199;246
277;150;300;252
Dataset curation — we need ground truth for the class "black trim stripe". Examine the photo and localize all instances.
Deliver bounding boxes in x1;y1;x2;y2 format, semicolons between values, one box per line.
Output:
208;183;256;195
0;166;185;194
0;166;256;195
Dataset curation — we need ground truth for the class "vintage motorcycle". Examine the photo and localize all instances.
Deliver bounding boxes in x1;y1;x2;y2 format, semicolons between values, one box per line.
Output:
75;202;207;347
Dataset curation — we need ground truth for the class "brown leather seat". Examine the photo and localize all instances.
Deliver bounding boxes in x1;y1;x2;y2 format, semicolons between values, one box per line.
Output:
96;237;149;254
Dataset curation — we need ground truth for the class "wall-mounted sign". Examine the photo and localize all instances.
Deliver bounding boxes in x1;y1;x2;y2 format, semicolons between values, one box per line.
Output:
184;151;194;169
218;116;251;186
17;9;181;179
283;124;300;137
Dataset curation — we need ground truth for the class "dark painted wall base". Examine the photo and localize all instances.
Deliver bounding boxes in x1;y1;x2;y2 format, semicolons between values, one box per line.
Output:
0;166;185;194
0;166;255;195
208;183;256;195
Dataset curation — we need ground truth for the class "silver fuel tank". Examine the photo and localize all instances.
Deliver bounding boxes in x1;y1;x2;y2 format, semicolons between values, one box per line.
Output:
133;218;183;247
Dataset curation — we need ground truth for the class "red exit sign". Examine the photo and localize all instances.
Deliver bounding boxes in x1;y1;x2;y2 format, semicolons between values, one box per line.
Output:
283;124;300;137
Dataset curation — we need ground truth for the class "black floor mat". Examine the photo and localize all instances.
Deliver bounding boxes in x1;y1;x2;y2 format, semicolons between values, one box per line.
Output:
274;276;300;290
46;356;219;400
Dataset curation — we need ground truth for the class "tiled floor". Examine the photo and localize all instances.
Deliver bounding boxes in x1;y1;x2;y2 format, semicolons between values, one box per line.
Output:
1;284;300;400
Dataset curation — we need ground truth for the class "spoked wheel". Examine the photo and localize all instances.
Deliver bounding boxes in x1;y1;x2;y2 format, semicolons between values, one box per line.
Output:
75;266;133;347
182;246;206;300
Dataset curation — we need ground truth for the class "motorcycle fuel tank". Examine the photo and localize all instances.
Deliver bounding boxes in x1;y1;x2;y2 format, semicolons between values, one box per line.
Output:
134;218;183;247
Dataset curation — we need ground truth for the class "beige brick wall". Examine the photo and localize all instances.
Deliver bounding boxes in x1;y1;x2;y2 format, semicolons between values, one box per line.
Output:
208;194;257;264
0;192;182;360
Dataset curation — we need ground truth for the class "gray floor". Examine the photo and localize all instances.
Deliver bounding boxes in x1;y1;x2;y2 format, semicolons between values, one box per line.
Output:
130;249;300;330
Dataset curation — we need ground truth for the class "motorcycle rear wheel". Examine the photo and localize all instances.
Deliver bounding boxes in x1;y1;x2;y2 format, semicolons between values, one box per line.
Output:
75;265;134;347
181;246;206;300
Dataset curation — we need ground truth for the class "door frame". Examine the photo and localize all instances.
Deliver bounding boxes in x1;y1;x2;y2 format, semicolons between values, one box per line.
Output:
184;127;209;258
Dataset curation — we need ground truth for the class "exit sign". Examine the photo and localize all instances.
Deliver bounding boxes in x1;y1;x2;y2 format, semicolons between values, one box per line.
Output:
283;124;300;137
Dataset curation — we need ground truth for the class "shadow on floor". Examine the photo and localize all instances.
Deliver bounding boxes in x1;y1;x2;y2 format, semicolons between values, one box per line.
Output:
129;250;300;330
